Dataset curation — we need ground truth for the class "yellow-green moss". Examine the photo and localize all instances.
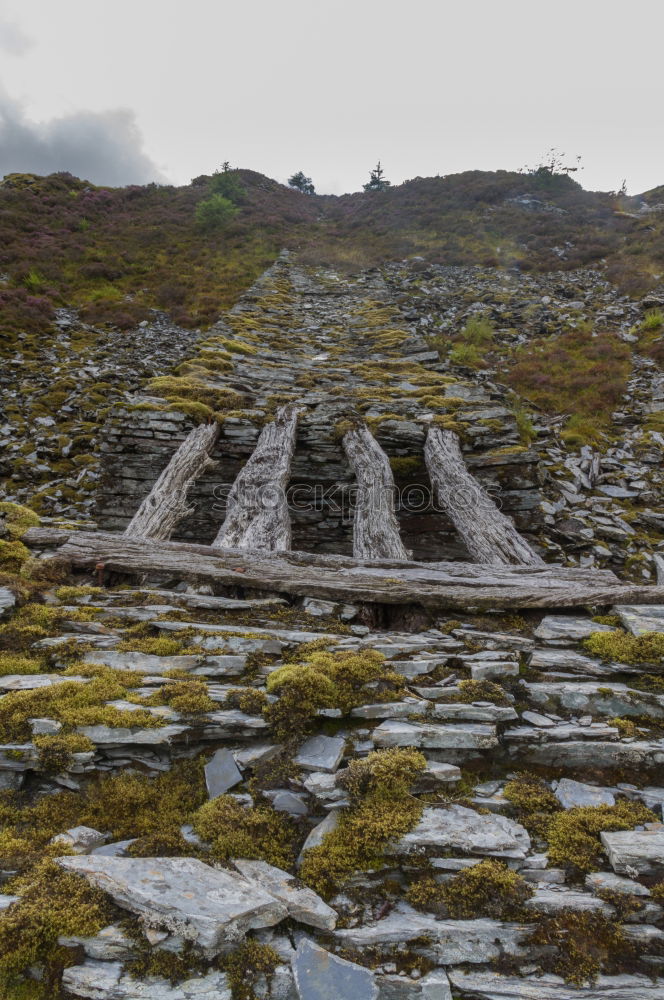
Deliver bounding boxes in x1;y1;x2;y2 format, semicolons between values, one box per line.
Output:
0;860;115;999
503;773;562;837
222;940;280;1000
54;585;104;602
265;649;404;740
34;733;95;774
192;794;297;869
408;858;532;919
0;652;47;676
528;910;637;985
584;629;664;666
547;800;658;874
299;748;426;897
455;678;510;705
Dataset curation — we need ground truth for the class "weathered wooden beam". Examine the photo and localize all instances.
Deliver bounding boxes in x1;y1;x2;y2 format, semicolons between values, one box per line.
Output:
343;422;409;560
22;528;664;610
425;427;544;566
212;404;300;553
124;422;219;541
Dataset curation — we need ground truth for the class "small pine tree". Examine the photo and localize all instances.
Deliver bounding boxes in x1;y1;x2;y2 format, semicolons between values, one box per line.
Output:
288;171;315;195
363;161;390;192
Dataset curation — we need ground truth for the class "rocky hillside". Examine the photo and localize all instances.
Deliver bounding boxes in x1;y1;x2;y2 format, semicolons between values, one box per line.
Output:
0;169;663;1000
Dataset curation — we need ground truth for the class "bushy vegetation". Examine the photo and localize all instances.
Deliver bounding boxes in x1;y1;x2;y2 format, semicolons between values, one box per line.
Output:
299;748;426;897
505;327;631;445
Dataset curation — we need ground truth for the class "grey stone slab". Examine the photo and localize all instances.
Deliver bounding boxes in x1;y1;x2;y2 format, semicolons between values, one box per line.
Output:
51;826;107;854
524;887;613;916
534;615;617;642
585;871;651;897
76;724;188;746
0;586;16;618
390;804;530;859
204;748;242;798
614;604;664;637
0;673;87;691
83;651;246;677
447;970;664;998
58;923;135;961
292;938;377;1000
56;856;287;955
62;961;232;999
334;907;528;964
372;720;498;750
294;735;345;773
267;790;310;816
554;778;615;809
298;811;340;862
376;971;452;1000
233;859;337;930
519;740;664;770
524;681;664;719
0;894;18;911
601;827;664;874
528;648;620;676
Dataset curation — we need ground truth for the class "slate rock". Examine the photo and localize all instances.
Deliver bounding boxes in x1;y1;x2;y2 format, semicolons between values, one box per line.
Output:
292;938;377;1000
204;748;242;798
0;586;15;619
233;858;337;930
294;735;345;773
51;826;108;854
447;970;664;998
554;778;615;809
376;971;452;1000
391;804;530;859
601;827;664;874
534;615;616;642
614;604;664;637
56;856;287;955
62;960;232;999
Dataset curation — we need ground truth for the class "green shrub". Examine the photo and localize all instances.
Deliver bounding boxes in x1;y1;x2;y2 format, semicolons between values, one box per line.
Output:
195;194;239;230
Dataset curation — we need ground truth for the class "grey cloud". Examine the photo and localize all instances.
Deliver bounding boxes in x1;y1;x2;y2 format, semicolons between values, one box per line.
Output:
0;20;32;55
0;92;166;186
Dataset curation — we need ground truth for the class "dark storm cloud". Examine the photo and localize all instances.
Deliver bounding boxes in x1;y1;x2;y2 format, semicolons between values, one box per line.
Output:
0;92;165;186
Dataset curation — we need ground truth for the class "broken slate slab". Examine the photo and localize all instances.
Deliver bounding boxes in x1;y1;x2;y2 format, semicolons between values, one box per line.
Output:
56;856;287;955
292;938;377;1000
51;826;108;854
601;827;664;874
389;804;530;859
0;587;15;619
554;778;615;809
294;734;345;773
614;604;664;637
447;970;664;999
233;859;337;930
375;970;452;1000
204;748;242;798
62;960;232;999
534;615;617;642
372;720;498;750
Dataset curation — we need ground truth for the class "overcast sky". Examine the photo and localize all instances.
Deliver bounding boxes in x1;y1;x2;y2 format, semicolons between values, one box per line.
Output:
1;0;662;195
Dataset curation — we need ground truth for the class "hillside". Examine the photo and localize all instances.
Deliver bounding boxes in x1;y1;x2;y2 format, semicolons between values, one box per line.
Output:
0;169;664;1000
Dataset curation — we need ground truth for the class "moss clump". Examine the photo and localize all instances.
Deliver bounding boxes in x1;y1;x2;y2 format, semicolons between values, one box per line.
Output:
192;795;297;869
0;670;162;742
299;748;426;897
0;860;116;999
116;636;188;655
222;940;281;1000
125;937;206;986
146;376;243;422
547;800;658;874
409;859;533;919
388;456;425;477
83;759;206;841
34;733;94;774
591;614;621;627
143;679;216;715
223;687;269;715
266;649;404;741
0;652;47;676
584;629;664;666
54;585;104;602
529;909;638;985
0;603;65;649
455;678;510;705
503;773;561;837
0;502;40;540
0;539;31;573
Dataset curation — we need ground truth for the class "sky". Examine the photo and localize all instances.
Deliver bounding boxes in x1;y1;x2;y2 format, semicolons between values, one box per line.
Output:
0;0;663;196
